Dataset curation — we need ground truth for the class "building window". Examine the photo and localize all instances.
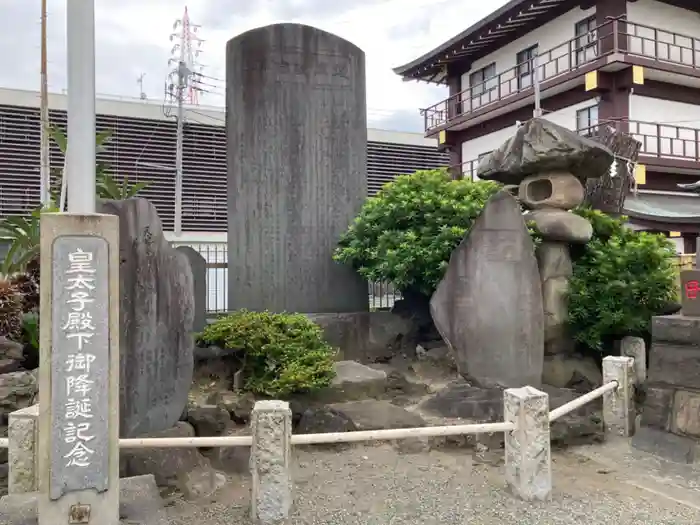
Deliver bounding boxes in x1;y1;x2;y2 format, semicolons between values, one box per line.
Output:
516;45;539;90
576;105;599;133
469;63;497;100
575;16;597;65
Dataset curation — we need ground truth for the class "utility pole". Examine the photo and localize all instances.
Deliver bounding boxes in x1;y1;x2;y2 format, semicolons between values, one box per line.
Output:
532;52;543;118
168;6;203;236
39;0;50;207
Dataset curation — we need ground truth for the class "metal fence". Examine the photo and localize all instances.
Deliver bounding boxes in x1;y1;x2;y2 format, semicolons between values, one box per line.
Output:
171;242;402;313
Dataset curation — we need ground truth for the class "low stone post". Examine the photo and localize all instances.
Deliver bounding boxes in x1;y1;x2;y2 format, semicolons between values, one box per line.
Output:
503;386;551;501
602;356;635;437
8;404;39;494
250;400;292;524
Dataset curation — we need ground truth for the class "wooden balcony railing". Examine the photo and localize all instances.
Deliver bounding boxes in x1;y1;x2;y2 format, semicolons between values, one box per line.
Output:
451;120;700;180
423;20;700;132
580;120;700;163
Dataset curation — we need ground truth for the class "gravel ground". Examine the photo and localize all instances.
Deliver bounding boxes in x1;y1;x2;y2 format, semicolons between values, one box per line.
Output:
163;443;700;525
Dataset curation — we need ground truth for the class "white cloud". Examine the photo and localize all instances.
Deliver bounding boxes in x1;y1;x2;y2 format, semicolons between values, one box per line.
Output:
1;0;510;132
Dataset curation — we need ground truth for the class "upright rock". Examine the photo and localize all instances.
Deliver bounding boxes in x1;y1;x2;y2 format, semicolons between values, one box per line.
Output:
97;198;194;437
226;23;369;313
175;246;207;333
430;191;544;388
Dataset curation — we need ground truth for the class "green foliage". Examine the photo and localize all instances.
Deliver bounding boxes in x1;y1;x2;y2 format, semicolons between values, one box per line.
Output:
197;310;337;397
567;208;677;351
21;312;39;355
48;126;151;203
0;208;56;275
333;168;501;295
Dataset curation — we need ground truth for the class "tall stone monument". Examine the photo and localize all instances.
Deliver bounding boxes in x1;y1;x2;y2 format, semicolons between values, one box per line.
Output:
38;213;121;524
430;191;544;388
97;198;194;438
226;23;369;313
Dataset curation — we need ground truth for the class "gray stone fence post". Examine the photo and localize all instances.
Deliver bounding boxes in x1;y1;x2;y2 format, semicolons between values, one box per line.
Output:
250;400;292;524
602;355;636;437
503;386;551;501
8;404;39;494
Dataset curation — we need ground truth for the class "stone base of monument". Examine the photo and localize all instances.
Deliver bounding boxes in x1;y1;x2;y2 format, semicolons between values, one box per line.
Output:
632;315;700;464
419;381;604;447
0;475;166;525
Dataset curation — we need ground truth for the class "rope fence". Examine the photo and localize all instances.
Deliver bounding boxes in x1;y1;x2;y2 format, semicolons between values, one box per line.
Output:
2;356;638;523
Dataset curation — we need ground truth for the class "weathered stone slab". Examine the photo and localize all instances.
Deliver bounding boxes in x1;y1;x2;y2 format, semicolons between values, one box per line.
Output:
536;242;572;281
672;390;700;437
175;246;207;333
97;198;195;438
652;314;700;345
639;386;673;430
632;425;700;464
226;23;369;313
430;191;544;388
477;118;614;185
0;475;166;525
321;361;387;401
620;336;646;384
648;341;700;390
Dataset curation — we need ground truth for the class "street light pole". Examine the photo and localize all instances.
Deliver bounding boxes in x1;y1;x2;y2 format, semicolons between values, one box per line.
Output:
66;0;96;213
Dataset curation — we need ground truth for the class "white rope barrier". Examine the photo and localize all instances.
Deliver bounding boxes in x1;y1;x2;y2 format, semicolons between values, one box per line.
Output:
0;381;619;451
549;380;618;422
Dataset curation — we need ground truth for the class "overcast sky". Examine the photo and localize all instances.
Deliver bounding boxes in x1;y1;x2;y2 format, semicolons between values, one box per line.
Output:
1;0;508;132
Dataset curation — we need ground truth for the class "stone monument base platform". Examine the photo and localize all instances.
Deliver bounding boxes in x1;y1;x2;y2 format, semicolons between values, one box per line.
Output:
0;475;165;525
418;381;604;447
632;315;700;464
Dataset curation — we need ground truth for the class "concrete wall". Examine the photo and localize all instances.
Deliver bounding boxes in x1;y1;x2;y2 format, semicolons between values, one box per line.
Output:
226;23;369;314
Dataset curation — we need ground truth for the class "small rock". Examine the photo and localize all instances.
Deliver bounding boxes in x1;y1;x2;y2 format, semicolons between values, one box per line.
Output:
0;338;23;361
177;469;227;500
121;422;214;487
543;354;602;393
419;382;504;421
207;391;256;424
319;361;387;402
527;209;593;244
187;405;232;438
0;371;37;413
0;359;21;375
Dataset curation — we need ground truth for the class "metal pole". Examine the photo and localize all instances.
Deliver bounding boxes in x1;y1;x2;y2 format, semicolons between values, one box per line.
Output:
66;0;96;214
39;0;51;207
174;60;186;236
532;53;543;118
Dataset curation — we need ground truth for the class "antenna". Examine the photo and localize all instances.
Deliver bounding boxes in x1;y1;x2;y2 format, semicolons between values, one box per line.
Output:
137;73;147;100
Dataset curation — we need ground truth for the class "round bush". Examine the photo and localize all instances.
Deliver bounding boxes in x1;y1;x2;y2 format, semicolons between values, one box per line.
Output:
197;310;337;397
567;208;678;351
333;168;501;295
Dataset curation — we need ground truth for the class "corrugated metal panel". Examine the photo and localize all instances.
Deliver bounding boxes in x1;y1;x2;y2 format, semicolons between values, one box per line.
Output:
0;104;448;230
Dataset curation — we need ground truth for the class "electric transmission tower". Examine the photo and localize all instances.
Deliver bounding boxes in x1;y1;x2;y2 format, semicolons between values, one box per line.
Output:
165;6;204;236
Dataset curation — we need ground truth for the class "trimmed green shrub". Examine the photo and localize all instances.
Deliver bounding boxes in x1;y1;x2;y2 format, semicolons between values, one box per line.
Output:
333;168;501;295
197;310;336;397
567;208;677;351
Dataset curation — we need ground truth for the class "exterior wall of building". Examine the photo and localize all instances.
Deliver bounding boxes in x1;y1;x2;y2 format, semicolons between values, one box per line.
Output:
627;0;700;42
630;95;700;127
460;6;596;91
0;88;448;231
460;99;599;170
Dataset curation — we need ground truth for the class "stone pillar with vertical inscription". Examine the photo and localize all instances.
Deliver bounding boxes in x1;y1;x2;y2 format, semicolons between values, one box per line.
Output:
38;213;120;525
226;23;369;314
